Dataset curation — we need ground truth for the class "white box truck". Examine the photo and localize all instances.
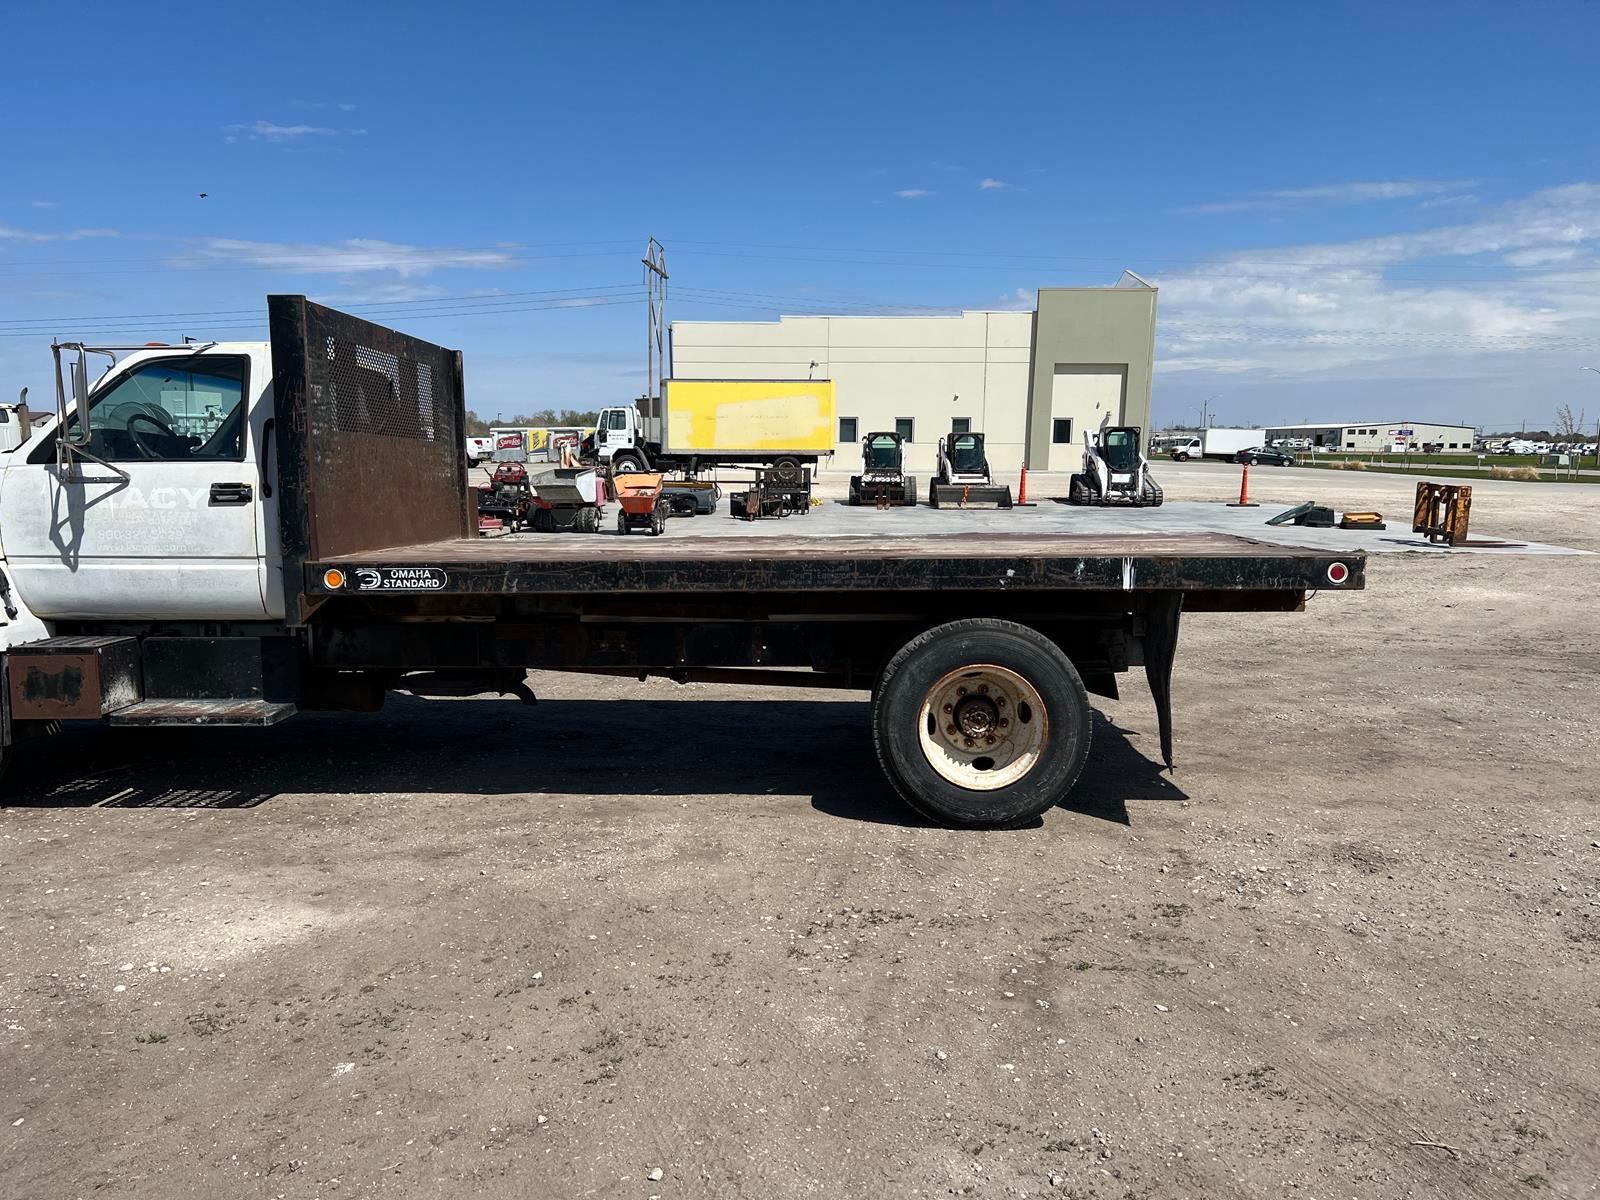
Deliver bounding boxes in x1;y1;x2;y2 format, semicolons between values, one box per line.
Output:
1169;429;1265;462
589;379;836;476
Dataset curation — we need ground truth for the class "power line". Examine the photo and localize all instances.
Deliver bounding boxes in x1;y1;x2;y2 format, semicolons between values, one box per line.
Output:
0;283;639;329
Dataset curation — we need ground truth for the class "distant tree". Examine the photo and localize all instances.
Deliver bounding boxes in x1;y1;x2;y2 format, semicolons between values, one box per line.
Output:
1554;403;1585;442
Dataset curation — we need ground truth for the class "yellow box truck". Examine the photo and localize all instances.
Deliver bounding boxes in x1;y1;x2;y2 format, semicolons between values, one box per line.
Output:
591;379;836;475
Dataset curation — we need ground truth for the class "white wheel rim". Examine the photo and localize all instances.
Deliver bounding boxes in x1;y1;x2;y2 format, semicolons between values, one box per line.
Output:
916;664;1048;791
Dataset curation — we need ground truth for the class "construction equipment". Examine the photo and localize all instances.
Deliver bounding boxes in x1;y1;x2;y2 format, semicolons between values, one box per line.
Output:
848;432;916;507
476;461;535;531
730;467;814;520
527;466;604;533
1413;482;1472;545
929;432;1013;508
612;472;667;536
1067;419;1164;507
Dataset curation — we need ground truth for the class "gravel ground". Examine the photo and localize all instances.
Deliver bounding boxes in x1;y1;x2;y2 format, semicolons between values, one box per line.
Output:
2;465;1597;1199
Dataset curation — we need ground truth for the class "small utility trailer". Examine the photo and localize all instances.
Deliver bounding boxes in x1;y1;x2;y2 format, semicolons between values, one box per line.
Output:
0;299;1366;828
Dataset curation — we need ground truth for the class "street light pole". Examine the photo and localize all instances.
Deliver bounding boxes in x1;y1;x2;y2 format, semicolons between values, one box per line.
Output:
1582;368;1600;468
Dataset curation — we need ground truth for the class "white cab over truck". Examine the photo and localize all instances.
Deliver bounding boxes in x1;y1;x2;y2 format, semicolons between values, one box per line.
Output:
1169;428;1266;462
0;298;1365;828
590;379;835;477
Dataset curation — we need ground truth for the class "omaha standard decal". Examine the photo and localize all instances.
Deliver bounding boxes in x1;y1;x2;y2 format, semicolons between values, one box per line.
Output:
352;566;448;592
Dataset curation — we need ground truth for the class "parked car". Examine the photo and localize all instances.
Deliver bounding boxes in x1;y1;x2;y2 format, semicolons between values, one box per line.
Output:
1235;446;1297;466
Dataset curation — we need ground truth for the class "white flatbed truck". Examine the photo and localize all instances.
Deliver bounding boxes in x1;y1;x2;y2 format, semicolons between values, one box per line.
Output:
0;299;1364;827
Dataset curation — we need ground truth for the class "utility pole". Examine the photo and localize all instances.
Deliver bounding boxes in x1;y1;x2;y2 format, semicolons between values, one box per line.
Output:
1582;367;1600;468
642;237;668;420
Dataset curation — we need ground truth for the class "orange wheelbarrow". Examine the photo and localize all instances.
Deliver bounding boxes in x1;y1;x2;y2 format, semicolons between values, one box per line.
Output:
612;471;667;536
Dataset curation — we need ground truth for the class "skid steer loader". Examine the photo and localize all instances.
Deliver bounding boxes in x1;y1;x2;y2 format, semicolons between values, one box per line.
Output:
929;432;1013;508
847;432;917;507
1067;418;1164;507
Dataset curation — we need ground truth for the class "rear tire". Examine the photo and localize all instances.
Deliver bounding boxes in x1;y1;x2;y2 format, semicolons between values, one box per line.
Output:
872;619;1092;829
1067;474;1090;505
903;476;917;507
848;477;861;507
616;509;628;536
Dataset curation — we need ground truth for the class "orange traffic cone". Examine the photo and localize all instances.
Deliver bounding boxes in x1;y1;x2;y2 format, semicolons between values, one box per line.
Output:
1227;462;1260;508
1017;466;1028;505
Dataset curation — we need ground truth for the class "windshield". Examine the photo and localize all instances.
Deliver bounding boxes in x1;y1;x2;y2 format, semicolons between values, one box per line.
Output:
864;434;900;470
949;433;984;473
1103;429;1137;471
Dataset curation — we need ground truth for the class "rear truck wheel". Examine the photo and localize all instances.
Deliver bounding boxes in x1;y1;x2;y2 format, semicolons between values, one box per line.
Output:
872;619;1092;829
1173;452;1189;463
616;509;628;536
903;476;917;507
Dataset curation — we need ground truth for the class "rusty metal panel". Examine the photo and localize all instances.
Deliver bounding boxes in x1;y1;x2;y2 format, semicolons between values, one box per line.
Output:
268;296;471;623
8;636;142;720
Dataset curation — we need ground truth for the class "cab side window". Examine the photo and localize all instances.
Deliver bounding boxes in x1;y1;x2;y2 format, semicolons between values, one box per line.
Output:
44;357;247;463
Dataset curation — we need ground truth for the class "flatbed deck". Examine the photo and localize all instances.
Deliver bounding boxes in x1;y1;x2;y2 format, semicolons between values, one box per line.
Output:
309;531;1363;601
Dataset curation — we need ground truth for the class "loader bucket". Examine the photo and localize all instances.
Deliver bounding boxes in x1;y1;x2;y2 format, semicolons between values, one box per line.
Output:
930;483;1014;509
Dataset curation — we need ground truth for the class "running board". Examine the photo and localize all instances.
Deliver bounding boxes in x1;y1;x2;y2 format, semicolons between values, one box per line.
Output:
108;699;298;727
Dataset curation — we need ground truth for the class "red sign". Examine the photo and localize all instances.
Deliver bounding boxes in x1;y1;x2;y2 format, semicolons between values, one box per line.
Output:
495;432;524;450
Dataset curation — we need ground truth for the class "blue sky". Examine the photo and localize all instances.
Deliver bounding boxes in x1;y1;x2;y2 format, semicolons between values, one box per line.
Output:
4;1;1600;431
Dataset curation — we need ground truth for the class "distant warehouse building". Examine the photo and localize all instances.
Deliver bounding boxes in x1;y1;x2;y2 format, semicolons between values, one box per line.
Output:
668;278;1158;475
1265;420;1476;453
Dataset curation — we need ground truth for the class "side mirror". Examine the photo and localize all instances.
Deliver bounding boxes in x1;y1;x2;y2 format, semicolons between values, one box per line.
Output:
69;353;90;444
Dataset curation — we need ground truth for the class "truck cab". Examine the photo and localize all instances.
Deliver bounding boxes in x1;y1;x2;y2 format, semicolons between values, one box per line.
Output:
590;403;656;472
0;340;283;631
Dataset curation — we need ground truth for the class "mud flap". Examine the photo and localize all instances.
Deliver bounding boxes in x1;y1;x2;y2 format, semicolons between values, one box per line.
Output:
1142;591;1182;770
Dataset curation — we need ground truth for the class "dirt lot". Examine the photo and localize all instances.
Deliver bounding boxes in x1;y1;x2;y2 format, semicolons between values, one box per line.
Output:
3;467;1598;1199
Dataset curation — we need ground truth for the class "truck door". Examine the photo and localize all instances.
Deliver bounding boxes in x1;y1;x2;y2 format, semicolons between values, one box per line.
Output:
595;407;633;459
0;350;274;621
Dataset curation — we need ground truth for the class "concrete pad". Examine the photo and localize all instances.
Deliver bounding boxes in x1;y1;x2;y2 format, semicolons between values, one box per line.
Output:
661;496;1587;555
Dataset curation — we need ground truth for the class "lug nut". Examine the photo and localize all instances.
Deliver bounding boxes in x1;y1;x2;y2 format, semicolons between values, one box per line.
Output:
946;724;958;736
942;703;953;714
956;687;967;696
995;696;1006;706
977;684;989;694
984;735;995;746
999;718;1009;728
963;738;975;748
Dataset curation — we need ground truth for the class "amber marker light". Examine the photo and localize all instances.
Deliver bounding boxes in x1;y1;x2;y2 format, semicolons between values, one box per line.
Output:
323;568;346;590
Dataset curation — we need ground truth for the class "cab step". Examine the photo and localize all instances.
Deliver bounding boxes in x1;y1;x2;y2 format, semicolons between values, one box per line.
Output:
108;699;298;727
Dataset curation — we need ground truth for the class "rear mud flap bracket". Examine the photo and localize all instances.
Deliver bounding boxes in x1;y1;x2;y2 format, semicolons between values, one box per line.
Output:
1142;591;1182;771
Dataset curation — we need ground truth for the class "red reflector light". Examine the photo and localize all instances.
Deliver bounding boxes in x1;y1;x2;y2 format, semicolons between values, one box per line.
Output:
1326;562;1349;585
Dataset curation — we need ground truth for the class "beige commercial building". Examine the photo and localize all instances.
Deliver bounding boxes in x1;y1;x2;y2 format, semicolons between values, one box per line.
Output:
669;278;1158;475
1264;420;1476;452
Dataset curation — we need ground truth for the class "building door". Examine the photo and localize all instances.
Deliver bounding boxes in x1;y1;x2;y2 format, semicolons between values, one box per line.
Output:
1048;366;1126;471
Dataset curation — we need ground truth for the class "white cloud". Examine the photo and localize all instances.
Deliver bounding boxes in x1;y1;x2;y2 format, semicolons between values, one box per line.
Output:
894;189;930;199
30;200;58;210
227;120;338;140
1152;183;1600;382
222;120;366;143
201;237;515;278
1189;179;1478;214
989;287;1034;310
0;224;119;243
979;178;1008;191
